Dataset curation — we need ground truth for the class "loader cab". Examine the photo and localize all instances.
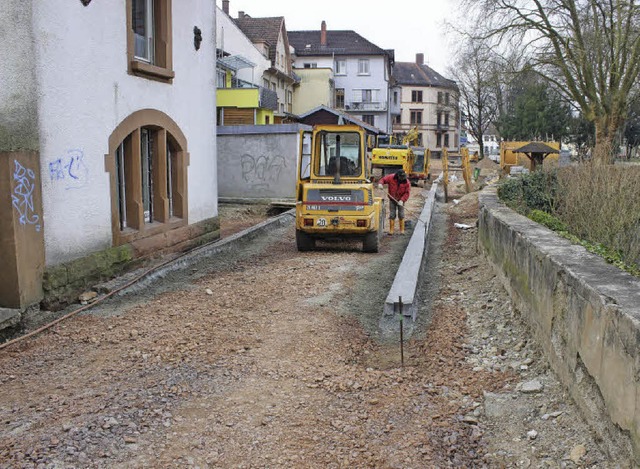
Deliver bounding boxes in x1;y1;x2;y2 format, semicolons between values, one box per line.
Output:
314;127;365;180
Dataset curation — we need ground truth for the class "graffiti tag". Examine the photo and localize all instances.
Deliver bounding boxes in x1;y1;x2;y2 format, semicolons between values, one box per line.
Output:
240;154;286;188
11;160;41;231
49;149;89;190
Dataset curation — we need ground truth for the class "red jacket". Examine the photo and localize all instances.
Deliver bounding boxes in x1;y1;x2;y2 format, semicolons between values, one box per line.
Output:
380;173;410;202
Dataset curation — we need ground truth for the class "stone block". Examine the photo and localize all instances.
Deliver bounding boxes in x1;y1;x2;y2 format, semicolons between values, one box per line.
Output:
0;308;21;330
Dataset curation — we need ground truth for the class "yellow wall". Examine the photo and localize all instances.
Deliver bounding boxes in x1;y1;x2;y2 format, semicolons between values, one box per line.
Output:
256;109;274;125
292;68;333;115
217;88;260;108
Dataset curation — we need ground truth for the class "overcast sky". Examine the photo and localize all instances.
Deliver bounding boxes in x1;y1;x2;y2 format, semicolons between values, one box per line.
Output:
218;0;461;76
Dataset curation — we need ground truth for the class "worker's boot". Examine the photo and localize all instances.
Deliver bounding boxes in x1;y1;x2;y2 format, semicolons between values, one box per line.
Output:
399;219;405;235
388;219;395;236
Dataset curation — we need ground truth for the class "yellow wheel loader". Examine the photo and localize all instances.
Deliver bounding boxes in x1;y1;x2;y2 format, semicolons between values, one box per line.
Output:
296;125;385;253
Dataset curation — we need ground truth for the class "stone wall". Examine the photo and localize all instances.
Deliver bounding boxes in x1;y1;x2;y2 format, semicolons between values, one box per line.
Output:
478;187;640;464
217;124;311;201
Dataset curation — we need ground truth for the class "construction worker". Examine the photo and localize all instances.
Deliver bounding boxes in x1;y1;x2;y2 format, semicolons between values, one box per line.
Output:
378;169;410;235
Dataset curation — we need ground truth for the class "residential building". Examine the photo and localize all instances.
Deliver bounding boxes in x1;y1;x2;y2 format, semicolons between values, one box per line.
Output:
288;22;395;133
291;67;335;116
392;54;459;155
233;9;298;121
217;1;277;125
0;0;218;319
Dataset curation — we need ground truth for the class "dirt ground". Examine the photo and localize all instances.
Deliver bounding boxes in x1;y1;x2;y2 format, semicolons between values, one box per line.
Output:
0;182;614;468
218;204;277;239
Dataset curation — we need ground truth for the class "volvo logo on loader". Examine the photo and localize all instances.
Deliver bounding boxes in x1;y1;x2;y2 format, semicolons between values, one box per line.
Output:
320;195;352;202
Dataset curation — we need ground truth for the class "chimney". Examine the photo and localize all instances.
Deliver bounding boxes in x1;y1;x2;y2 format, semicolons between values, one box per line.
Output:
222;0;229;14
416;53;424;65
320;21;327;46
238;11;245;18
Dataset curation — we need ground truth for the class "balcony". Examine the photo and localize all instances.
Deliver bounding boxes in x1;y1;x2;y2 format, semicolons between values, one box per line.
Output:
345;101;387;112
217;80;278;111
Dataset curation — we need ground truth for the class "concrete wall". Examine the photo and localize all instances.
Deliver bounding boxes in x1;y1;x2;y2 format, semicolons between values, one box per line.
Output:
479;187;640;464
0;0;39;151
217;124;311;201
29;0;217;266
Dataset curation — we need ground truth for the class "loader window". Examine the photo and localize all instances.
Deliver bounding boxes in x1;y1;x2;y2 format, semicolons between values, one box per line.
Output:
413;151;424;173
317;131;362;177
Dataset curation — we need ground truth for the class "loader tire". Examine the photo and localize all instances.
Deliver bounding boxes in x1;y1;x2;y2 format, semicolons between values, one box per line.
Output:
362;231;379;253
296;229;315;251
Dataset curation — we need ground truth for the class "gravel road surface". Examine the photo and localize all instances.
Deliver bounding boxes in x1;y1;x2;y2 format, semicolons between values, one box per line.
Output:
0;185;612;468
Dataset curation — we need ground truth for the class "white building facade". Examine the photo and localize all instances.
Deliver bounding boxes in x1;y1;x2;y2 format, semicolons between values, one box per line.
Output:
289;23;394;133
216;4;271;87
0;0;218;315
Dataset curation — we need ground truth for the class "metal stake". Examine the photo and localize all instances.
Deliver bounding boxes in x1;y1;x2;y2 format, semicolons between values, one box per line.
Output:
399;296;404;368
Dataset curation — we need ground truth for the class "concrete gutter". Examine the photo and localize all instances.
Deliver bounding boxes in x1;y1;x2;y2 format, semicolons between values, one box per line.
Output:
383;183;438;320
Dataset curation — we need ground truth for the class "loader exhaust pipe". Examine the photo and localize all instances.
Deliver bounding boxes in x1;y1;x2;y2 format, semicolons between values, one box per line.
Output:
333;135;341;185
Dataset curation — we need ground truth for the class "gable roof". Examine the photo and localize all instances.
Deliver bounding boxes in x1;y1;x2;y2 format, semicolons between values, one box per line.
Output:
234;16;286;64
289;30;388;57
298;105;384;134
393;62;457;90
514;142;559;154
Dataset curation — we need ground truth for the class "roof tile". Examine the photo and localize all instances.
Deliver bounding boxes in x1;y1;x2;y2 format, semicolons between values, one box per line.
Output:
289;30;387;56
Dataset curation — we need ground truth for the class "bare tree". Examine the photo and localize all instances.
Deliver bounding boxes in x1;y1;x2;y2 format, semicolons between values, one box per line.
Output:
449;40;501;160
465;0;640;164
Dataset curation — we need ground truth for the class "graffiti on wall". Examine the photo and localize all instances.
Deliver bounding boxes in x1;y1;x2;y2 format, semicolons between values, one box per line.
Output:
240;154;286;190
49;149;89;190
12;160;41;232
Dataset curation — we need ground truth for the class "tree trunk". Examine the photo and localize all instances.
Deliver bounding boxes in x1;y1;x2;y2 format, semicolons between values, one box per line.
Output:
593;117;621;165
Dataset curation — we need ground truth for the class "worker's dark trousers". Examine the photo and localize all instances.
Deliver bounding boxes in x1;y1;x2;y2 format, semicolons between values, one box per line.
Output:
388;198;405;220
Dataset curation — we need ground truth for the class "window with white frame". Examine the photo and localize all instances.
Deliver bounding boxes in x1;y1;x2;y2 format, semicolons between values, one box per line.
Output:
358;59;370;75
216;69;227;88
335;59;347;75
132;0;154;62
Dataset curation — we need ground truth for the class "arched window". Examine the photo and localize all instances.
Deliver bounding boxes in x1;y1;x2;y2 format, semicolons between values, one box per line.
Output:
106;109;188;246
